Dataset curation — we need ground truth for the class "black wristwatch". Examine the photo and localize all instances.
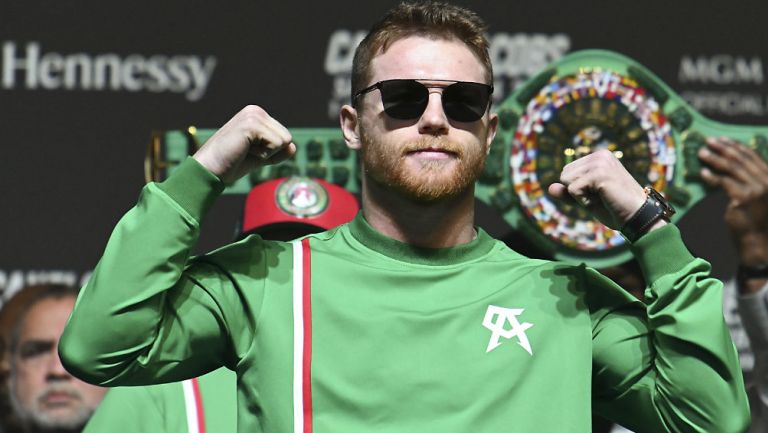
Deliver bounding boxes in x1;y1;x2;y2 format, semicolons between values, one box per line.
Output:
737;263;768;288
621;186;676;243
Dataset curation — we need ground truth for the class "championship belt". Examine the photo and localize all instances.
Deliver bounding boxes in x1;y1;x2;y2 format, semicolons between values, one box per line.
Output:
146;49;768;268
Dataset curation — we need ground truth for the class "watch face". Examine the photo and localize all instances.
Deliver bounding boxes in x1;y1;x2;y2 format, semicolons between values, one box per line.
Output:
511;68;677;251
647;187;676;218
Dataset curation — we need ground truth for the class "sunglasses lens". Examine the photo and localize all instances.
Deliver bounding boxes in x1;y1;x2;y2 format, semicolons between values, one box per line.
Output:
375;80;491;122
379;80;429;120
442;82;491;122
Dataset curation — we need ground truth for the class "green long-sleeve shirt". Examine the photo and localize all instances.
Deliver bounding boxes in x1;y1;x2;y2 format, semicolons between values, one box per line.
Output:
83;367;236;433
60;158;750;433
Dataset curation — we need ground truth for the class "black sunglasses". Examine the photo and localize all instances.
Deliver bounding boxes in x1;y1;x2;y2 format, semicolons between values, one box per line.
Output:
353;79;493;122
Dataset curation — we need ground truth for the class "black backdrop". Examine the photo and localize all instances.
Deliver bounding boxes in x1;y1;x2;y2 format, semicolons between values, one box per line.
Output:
3;0;768;302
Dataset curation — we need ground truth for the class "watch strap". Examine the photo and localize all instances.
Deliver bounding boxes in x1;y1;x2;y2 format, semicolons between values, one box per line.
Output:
737;263;768;288
621;199;661;243
621;189;671;243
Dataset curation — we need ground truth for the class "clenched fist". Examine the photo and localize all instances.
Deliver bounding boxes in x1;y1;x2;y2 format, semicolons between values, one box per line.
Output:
193;105;297;185
548;149;656;231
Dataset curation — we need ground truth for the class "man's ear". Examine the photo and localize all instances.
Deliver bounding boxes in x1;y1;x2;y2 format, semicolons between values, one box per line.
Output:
485;111;499;155
340;104;362;150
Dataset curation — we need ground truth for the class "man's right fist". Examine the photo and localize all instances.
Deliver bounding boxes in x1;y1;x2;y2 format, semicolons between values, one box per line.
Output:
193;105;297;185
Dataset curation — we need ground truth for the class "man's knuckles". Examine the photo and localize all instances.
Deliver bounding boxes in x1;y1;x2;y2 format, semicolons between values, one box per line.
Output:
240;104;268;121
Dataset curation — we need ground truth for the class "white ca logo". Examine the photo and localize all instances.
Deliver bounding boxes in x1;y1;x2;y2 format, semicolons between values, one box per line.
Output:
482;305;534;355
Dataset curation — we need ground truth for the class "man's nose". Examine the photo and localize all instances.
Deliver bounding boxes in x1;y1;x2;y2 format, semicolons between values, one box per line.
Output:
417;91;449;135
46;347;71;380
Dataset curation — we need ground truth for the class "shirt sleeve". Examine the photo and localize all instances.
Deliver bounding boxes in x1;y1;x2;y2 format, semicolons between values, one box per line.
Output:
83;386;169;433
59;158;255;385
590;225;751;433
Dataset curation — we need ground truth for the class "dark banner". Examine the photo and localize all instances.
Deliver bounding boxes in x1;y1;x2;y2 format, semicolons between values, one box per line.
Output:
3;0;767;302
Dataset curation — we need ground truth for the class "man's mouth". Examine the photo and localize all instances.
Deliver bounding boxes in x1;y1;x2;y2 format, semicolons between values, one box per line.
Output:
406;147;458;159
40;390;79;407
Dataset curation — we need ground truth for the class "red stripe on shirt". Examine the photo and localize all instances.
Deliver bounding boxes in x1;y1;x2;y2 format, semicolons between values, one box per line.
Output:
301;238;313;433
191;377;206;433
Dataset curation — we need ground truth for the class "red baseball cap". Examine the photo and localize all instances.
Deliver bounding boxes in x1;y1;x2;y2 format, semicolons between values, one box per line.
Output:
242;177;359;235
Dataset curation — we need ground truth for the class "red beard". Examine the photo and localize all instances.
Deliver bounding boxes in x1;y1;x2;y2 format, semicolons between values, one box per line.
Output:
359;130;487;202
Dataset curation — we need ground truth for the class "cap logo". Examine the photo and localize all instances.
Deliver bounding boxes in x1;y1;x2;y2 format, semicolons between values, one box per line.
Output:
276;177;329;218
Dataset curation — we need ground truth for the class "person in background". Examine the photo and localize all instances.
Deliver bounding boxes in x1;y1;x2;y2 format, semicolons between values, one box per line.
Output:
699;136;768;433
83;177;359;433
6;284;106;433
0;284;50;432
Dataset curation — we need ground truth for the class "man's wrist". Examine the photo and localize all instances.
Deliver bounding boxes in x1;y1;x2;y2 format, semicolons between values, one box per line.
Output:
621;187;675;243
734;232;768;266
737;262;768;295
645;219;668;233
192;150;227;180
